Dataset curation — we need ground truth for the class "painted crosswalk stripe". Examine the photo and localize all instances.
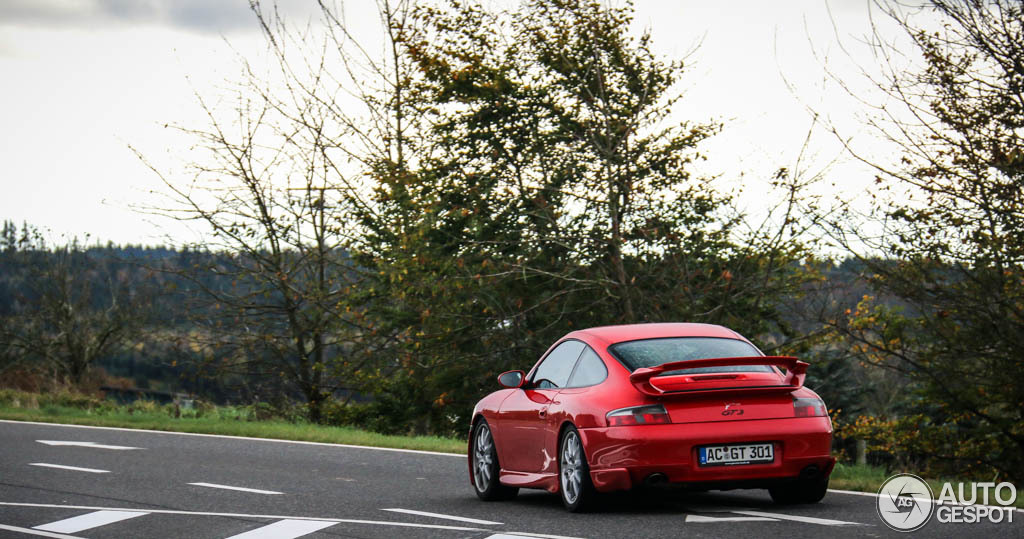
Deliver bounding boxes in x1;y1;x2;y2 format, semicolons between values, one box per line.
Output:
28;463;109;474
188;482;283;495
0;523;85;539
382;508;502;525
0;502;486;532
34;510;147;533
224;519;336;539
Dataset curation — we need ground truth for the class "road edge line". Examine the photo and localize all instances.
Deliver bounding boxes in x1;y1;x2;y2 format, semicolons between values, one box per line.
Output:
0;419;463;458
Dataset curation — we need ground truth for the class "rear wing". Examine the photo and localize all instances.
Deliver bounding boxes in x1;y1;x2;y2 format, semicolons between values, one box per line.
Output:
628;356;808;397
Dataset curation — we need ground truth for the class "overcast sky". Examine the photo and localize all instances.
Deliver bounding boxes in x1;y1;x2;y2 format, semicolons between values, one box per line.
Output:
0;0;909;246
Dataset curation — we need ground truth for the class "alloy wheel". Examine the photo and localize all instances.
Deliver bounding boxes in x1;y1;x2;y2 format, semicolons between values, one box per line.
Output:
473;423;494;492
560;430;583;504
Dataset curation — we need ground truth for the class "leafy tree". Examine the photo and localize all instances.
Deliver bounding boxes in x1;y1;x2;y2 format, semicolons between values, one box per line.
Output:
825;0;1024;482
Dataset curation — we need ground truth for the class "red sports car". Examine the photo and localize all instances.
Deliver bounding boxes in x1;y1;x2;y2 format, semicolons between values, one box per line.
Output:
468;323;835;511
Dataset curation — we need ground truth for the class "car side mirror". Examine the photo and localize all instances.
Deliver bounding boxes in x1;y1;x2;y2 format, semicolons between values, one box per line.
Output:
497;370;526;389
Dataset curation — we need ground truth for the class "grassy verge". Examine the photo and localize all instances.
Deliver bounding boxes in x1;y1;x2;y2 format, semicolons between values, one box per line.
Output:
829;461;889;492
0;389;465;454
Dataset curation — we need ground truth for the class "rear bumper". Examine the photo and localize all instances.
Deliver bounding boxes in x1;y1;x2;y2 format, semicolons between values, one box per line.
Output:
579;417;834;493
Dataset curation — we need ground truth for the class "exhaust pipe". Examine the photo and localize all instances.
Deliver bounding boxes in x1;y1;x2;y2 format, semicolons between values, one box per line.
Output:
800;465;820;479
644;473;669;486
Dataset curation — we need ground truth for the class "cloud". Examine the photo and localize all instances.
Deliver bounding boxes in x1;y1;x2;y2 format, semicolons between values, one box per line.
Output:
0;0;260;34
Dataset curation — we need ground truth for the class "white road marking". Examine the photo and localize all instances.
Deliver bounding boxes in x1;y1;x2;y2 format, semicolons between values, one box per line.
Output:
0;503;488;532
224;519;336;539
37;440;141;450
2;419;463;458
188;482;283;495
828;488;884;498
731;509;863;526
382;508;502;525
685;514;778;523
34;510;147;533
490;533;585;539
28;463;109;474
0;523;84;539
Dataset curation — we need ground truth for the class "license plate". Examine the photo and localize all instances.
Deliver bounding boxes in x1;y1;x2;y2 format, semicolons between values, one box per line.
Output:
698;443;774;466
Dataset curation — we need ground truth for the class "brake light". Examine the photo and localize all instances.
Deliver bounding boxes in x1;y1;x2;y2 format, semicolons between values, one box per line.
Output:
606;404;671;426
793;397;827;417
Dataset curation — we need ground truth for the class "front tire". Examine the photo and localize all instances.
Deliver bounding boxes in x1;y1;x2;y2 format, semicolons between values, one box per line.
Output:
769;476;829;504
559;425;596;512
471;419;518;501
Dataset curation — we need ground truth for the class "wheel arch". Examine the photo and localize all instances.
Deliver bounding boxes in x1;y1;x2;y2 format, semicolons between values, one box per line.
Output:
557;420;590;463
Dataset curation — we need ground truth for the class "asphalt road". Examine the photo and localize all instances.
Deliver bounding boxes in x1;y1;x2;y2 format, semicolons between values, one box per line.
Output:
1;420;1021;539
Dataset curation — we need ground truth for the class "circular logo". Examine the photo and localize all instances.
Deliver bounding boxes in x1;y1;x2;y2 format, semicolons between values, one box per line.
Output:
876;473;935;532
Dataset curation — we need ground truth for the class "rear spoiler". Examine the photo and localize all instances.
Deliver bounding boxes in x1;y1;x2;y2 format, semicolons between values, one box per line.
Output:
628;356;808;397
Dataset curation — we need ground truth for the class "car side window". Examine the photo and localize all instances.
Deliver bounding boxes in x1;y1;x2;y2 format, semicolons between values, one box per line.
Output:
531;340;585;389
566;346;607;388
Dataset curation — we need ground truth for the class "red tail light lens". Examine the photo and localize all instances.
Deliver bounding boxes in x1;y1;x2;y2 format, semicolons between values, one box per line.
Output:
606;404;671;426
793;397;827;417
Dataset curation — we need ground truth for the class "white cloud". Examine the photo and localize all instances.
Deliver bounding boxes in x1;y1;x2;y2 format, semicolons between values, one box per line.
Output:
0;0;318;34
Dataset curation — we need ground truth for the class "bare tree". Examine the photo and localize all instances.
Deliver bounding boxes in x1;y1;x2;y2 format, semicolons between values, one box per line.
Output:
135;1;422;421
1;232;144;386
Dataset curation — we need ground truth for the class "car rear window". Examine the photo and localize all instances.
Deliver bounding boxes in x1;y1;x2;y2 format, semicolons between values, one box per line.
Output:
608;337;772;374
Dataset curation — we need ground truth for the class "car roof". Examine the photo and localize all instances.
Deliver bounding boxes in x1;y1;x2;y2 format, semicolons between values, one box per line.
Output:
566;322;746;348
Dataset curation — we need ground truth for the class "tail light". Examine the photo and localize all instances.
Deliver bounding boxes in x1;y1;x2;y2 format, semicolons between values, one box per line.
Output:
606;404;671;426
793;397;827;417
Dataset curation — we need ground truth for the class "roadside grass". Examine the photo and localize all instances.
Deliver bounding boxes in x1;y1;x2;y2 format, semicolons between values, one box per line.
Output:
2;389;1020;507
0;389;466;454
829;461;888;492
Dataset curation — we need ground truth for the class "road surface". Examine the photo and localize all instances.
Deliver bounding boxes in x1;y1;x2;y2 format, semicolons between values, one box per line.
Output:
0;420;1020;538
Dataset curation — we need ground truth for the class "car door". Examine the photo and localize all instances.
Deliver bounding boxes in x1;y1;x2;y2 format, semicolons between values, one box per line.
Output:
542;344;610;432
496;340;585;473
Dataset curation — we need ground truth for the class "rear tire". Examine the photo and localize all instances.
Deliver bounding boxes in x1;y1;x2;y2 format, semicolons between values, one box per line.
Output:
769;476;829;504
559;425;597;512
471;419;518;501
